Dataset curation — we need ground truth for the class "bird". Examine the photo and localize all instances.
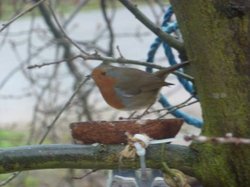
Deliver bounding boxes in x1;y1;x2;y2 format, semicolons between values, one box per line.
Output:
91;61;188;111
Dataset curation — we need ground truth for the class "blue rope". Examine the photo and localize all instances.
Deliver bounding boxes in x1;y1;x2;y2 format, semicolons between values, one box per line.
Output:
162;42;194;94
146;37;161;73
146;5;174;73
162;5;173;24
146;5;203;128
146;12;177;72
159;95;203;128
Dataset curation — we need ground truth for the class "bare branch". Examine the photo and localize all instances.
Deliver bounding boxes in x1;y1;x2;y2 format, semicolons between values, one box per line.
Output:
27;55;194;81
0;144;196;175
72;169;98;179
100;0;115;56
185;134;250;145
63;0;91;28
118;0;185;53
0;0;46;33
38;76;91;144
27;55;82;69
47;1;89;55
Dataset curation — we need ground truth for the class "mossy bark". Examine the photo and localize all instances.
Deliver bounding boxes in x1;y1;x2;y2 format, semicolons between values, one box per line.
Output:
170;0;250;186
0;144;196;174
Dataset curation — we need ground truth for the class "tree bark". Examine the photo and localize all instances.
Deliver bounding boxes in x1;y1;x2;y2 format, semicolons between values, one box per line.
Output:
171;0;250;186
0;144;196;175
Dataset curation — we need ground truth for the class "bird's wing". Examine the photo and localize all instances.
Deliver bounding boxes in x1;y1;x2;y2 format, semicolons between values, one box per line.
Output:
108;67;168;95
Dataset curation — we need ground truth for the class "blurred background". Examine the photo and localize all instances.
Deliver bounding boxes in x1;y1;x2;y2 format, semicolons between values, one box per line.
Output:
0;0;201;186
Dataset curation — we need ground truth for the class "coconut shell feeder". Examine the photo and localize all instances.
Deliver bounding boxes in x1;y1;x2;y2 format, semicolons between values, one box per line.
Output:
70;119;183;144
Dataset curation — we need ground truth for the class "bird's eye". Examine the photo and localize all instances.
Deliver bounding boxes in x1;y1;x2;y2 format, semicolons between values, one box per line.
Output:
101;71;106;76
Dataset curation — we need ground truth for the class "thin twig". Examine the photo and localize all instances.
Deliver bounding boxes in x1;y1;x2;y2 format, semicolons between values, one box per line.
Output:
0;92;31;99
38;76;90;144
27;55;82;69
0;0;46;33
145;95;195;116
47;1;89;55
116;46;124;58
63;0;90;28
0;172;20;186
118;0;185;53
123;95;198;120
100;0;115;56
157;100;198;119
157;95;197;118
185;133;250;145
0;65;21;90
72;169;99;180
145;0;162;26
28;55;194;81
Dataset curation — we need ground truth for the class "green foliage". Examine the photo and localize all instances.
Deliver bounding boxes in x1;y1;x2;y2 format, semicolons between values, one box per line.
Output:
0;130;25;147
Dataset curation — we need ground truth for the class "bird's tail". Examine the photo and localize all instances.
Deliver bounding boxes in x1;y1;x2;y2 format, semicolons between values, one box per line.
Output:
154;61;189;79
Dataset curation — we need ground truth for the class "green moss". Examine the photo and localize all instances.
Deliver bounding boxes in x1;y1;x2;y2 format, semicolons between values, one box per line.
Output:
193;144;237;187
171;0;250;186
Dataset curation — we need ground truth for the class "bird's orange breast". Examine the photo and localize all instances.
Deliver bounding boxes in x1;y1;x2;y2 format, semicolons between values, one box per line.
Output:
92;68;125;109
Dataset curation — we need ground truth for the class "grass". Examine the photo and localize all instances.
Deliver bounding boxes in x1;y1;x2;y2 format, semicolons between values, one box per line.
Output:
0;0;167;20
0;0;94;20
0;129;25;147
0;0;102;20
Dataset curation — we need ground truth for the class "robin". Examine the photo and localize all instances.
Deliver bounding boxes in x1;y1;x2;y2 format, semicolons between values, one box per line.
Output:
91;61;188;110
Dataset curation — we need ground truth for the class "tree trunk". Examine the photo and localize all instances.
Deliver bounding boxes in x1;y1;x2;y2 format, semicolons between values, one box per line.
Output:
170;0;250;186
